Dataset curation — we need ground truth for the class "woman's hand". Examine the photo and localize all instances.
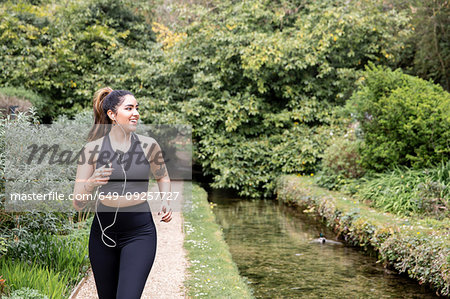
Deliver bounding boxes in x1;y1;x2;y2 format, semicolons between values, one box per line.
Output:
85;164;114;191
74;164;113;211
158;200;172;223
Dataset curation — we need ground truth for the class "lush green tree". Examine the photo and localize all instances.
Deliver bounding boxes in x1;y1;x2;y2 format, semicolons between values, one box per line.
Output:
0;0;157;121
138;0;413;198
4;0;436;199
386;0;449;91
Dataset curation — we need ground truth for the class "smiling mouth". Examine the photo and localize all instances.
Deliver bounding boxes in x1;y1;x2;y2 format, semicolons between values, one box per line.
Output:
130;119;138;124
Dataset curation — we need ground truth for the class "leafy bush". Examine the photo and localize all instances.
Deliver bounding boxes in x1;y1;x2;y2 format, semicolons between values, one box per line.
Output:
317;130;365;189
323;136;364;179
348;63;450;171
0;110;88;237
380;230;450;296
3;287;49;299
0;110;93;296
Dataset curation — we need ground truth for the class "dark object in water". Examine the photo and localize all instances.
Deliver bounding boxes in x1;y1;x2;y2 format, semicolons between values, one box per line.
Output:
310;233;343;245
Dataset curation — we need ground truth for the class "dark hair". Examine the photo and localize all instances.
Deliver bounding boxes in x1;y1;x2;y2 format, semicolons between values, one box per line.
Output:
87;87;133;141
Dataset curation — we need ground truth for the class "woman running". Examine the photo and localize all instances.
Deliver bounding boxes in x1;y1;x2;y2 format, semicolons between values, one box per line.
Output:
72;87;172;298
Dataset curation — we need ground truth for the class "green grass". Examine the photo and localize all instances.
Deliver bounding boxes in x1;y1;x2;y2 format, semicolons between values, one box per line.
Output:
317;161;449;217
182;183;254;298
356;162;449;217
0;257;69;299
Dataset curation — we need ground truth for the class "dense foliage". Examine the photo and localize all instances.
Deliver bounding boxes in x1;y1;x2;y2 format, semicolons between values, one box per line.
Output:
347;63;450;171
138;0;413;198
319;132;365;182
4;0;448;200
0;0;416;198
0;0;156;121
388;0;449;91
0;112;91;297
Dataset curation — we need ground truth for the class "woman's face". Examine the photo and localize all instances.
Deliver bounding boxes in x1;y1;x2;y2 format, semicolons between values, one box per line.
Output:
111;95;140;131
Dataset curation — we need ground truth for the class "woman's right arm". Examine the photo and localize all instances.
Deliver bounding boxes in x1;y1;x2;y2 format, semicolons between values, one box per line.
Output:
73;144;96;211
72;143;112;211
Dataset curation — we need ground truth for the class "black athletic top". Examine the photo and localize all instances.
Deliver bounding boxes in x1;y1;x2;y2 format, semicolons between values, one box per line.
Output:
95;132;151;195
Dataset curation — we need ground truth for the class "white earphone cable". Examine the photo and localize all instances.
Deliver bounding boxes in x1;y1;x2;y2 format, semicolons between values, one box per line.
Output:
95;122;132;248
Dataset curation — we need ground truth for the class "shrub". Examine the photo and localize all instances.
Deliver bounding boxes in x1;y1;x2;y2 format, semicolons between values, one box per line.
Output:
316;129;366;191
380;230;450;296
3;287;49;299
347;63;450;172
0;110;94;298
321;133;365;179
0;111;98;235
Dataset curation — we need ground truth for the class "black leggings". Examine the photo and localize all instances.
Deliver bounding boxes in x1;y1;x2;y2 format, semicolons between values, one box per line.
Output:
89;201;157;299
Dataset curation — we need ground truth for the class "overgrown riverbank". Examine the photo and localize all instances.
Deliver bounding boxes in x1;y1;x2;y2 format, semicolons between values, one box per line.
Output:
276;175;450;296
183;183;253;298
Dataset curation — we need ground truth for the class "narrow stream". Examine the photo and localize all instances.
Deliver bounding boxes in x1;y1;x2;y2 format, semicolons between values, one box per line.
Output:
208;189;438;298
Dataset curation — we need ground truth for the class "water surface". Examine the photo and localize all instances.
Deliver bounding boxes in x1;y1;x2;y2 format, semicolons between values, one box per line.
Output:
208;189;438;298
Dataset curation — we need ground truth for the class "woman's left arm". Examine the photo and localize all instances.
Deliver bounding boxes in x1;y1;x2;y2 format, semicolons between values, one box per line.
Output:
146;137;172;222
156;172;172;222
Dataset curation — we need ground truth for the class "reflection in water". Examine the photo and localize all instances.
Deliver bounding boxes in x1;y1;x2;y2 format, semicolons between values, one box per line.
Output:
208;189;438;299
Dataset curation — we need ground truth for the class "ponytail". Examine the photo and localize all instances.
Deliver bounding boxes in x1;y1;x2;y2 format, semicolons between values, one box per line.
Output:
87;87;133;142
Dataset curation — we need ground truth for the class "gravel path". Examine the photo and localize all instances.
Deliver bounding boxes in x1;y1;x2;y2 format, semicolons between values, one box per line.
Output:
73;182;189;299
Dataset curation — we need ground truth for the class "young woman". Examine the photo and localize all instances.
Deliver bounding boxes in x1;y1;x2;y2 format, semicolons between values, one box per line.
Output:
72;87;172;298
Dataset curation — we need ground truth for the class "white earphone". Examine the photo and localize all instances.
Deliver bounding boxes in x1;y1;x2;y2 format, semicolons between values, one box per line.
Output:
94;117;133;248
95;155;127;248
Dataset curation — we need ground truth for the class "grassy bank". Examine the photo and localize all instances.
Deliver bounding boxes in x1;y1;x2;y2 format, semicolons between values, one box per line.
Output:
182;183;253;298
0;219;91;298
276;175;450;296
